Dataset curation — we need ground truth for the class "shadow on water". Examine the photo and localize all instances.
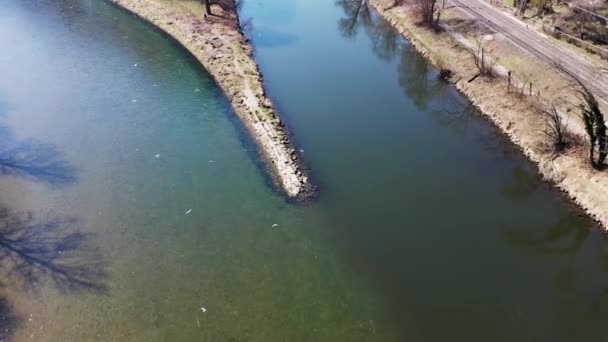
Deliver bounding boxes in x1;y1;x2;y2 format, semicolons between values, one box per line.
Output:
333;1;608;340
502;205;608;339
337;0;470;116
398;49;449;111
0;206;109;340
0;296;20;341
0;208;108;294
500;166;605;295
0;128;77;187
499;158;599;258
242;21;298;49
253;28;298;48
0;97;75;188
337;0;400;61
0;98;107;340
505;213;593;257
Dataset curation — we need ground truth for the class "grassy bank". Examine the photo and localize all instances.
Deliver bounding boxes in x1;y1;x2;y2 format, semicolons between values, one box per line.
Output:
370;0;608;229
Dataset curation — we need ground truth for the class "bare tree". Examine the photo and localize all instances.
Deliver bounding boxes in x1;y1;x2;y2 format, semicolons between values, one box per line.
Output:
466;38;495;81
202;0;212;15
555;64;607;169
390;0;438;26
566;3;600;40
579;84;607;169
516;0;530;16
531;0;551;18
413;0;439;27
541;103;568;156
200;0;242;17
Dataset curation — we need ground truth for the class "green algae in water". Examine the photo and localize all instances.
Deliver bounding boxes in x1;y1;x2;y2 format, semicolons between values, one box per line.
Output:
0;0;392;340
0;0;606;341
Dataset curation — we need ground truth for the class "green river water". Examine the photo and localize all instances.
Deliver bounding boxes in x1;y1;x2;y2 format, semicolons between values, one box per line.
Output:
0;0;607;341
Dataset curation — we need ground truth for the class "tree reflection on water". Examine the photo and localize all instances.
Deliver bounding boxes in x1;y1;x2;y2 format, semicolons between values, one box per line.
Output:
337;0;372;38
335;2;608;337
500;163;608;336
0;127;76;187
0;209;108;294
0;206;109;340
0;202;109;339
337;0;470;122
337;0;400;61
0;296;19;342
0;103;107;340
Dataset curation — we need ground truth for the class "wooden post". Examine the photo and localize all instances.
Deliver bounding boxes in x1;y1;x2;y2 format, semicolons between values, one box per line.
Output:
481;48;485;74
507;71;512;92
203;0;211;16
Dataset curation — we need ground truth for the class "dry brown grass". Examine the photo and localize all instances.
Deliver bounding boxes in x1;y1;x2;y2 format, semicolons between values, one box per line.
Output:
111;0;314;198
371;0;608;228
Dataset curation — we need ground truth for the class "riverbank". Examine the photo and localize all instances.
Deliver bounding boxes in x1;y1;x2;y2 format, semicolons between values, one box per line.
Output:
110;0;314;199
370;0;608;229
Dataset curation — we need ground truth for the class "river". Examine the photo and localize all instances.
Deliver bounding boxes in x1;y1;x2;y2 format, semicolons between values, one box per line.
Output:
0;0;606;341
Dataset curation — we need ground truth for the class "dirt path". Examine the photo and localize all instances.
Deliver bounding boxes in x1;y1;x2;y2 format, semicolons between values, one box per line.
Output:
447;0;608;108
371;0;608;229
110;0;314;199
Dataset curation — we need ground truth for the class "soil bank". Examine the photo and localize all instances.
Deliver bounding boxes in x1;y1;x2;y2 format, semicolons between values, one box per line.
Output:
370;0;608;229
110;0;314;199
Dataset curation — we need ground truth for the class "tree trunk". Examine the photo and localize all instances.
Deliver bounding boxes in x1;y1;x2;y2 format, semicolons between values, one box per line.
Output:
597;125;607;169
518;0;529;16
590;145;596;167
435;9;441;26
203;0;211;16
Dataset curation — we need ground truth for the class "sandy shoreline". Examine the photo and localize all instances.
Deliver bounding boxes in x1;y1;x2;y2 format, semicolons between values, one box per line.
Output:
370;0;608;229
110;0;314;199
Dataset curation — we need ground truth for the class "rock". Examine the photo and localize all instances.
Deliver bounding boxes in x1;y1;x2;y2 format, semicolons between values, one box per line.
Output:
208;37;224;49
211;51;224;60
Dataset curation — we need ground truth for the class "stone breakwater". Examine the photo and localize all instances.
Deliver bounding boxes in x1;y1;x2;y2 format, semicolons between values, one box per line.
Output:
111;0;314;199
